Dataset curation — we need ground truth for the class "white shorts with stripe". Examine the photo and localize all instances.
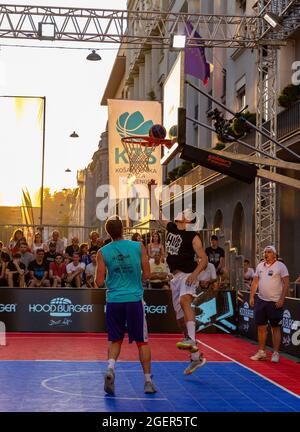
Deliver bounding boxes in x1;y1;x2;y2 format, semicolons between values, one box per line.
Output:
170;272;198;320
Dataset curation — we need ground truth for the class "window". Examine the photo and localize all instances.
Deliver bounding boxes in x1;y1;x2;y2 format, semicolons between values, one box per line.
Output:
237;85;246;110
221;68;227;104
235;75;246;110
193;104;199;128
237;0;247;14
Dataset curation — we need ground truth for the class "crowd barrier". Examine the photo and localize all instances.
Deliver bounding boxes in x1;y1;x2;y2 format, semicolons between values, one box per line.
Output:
238;291;300;359
0;288;237;334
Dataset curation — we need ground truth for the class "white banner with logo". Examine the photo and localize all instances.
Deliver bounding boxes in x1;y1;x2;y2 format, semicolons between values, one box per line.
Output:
107;99;162;200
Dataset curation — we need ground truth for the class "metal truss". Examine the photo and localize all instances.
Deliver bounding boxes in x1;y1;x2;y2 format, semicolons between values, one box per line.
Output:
255;1;280;263
0;4;288;48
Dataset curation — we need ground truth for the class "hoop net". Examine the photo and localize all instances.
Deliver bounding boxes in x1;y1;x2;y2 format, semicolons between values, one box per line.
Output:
121;136;172;175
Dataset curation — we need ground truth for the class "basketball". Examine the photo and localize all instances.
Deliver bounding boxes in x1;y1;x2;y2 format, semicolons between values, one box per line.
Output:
168;125;178;139
149;124;167;139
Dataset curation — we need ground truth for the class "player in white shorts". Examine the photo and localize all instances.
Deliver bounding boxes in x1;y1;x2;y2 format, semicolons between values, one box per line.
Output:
159;209;208;375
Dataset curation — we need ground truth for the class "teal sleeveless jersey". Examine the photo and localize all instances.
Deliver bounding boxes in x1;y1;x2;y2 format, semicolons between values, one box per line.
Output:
100;239;143;303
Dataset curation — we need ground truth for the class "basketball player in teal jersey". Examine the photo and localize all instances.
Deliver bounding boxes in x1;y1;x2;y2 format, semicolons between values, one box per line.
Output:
95;216;156;395
159;209;208;375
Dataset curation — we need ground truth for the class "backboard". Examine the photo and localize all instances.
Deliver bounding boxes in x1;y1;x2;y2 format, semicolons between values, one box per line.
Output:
161;51;186;166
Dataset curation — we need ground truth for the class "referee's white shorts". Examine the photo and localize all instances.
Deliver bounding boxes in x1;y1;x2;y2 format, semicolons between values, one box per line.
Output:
170;272;198;320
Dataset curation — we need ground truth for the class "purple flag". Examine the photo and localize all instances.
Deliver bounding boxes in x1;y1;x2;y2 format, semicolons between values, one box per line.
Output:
184;21;210;85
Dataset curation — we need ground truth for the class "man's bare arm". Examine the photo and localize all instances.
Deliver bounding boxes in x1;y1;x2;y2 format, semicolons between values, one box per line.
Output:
141;244;150;281
95;251;106;287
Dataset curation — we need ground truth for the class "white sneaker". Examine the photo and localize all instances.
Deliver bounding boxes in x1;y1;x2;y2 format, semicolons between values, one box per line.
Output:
271;352;280;363
250;350;267;361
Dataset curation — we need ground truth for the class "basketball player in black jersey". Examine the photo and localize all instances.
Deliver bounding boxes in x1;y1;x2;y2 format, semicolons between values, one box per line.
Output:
159;208;208;374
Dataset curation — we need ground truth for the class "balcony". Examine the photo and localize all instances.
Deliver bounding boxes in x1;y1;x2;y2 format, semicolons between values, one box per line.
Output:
166;100;300;191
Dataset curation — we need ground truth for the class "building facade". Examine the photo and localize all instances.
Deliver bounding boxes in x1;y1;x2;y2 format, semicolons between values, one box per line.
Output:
100;0;300;278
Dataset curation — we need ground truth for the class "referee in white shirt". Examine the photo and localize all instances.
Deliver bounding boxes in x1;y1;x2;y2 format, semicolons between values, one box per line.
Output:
249;245;289;363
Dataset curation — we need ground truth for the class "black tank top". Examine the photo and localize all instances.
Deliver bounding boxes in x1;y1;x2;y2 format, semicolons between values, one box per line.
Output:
166;222;198;274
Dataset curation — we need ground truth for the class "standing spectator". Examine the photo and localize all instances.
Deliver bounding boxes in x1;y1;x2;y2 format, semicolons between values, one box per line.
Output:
47;230;65;254
95;216;156;395
147;231;165;262
205;235;226;276
66;252;85;287
65;236;80;258
0;251;9;286
86;251;97;288
89;231;101;253
149;252;169;289
250;246;289;363
32;232;48;254
244;259;255;291
131;233;143;243
49;254;67;288
6;253;26;288
28;249;50;287
44;242;57;265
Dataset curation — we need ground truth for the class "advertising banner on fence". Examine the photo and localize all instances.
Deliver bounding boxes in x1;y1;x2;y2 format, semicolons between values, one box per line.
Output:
107;99;162;200
0;288;237;334
238;291;300;358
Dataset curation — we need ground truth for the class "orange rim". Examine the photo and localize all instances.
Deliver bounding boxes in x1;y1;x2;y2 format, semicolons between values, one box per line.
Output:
121;135;173;149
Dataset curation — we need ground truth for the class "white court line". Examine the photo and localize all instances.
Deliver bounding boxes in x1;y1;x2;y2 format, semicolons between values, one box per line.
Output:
199;340;300;401
41;370;167;401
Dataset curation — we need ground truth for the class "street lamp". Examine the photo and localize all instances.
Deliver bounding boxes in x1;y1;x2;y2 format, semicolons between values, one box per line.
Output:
65;168;71;173
86;50;101;61
70;131;79;138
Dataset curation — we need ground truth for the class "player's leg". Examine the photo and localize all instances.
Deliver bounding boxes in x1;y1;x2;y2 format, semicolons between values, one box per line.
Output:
251;297;268;360
126;301;157;393
104;302;126;394
270;302;283;363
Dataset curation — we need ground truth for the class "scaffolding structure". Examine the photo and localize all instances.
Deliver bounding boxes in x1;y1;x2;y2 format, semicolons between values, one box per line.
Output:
0;2;299;261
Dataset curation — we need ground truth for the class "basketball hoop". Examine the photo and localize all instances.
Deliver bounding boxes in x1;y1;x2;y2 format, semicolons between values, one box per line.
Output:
121;136;173;175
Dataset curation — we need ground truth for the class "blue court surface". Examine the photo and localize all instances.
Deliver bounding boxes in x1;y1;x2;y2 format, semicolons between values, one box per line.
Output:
0;360;300;412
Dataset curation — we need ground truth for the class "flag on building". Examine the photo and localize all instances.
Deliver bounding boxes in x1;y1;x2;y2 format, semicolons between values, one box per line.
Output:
184;21;211;86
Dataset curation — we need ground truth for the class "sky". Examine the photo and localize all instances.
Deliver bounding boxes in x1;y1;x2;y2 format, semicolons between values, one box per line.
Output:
0;0;127;204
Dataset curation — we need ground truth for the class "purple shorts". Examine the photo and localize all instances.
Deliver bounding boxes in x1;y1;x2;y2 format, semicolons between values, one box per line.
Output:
106;300;148;344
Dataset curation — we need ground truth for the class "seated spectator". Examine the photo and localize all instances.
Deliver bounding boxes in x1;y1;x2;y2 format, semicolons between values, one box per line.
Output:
32;232;48;254
85;251;97;288
79;243;91;266
9;229;27;255
147;231;165;263
44;241;57;265
66;252;85;287
47;230;64;254
65;236;80;258
198;261;217;290
28;249;50;287
205;235;227;278
96;237;104;250
0;241;11;262
19;242;34;269
6;252;26;288
244;259;255;291
64;254;72;266
19;242;34;285
49;254;67;287
89;231;101;253
0;251;9;286
149;252;169;289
